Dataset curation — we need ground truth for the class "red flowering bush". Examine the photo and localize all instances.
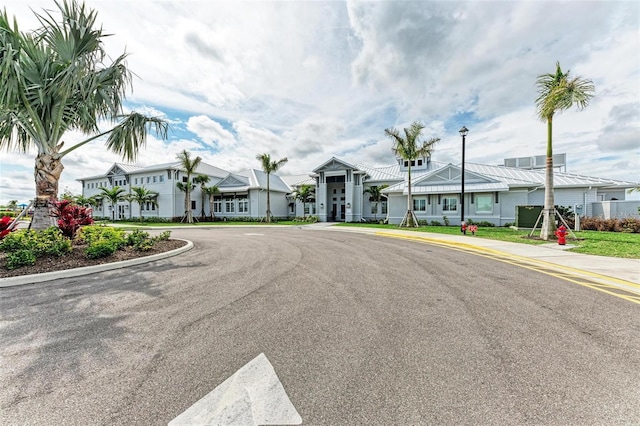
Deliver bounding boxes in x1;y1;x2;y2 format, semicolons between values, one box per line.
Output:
0;216;15;239
50;199;94;239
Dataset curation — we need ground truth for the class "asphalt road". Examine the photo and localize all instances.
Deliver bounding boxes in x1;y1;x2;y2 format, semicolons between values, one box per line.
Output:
1;227;639;425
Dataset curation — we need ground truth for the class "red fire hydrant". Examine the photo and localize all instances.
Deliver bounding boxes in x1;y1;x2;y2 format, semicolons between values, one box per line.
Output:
461;221;467;235
555;225;567;245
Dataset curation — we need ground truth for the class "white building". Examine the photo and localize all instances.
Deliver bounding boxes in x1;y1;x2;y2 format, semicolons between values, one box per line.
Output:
79;153;637;224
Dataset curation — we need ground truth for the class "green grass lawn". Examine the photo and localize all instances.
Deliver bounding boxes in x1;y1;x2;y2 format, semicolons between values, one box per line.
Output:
337;223;640;259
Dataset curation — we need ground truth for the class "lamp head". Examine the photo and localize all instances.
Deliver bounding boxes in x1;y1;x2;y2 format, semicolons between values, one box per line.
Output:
459;126;469;137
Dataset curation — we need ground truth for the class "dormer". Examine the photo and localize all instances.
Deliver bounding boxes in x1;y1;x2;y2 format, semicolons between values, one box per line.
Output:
397;155;431;172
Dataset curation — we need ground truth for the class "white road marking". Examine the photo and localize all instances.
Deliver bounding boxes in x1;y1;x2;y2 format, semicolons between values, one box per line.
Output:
244;233;264;236
169;353;302;425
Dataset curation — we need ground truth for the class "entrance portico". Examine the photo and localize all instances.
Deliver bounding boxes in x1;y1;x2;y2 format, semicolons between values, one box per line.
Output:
312;157;364;222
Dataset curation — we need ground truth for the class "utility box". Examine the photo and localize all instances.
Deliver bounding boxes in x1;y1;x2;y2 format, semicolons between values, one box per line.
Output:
515;205;543;228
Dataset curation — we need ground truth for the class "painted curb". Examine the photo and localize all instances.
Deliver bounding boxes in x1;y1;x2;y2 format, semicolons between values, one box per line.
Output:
0;239;193;288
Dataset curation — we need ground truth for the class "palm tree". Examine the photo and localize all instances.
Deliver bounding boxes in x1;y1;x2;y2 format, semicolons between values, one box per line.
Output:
535;61;594;240
0;1;167;230
385;122;440;227
256;153;288;223
176;150;202;223
127;186;158;222
99;186;126;221
364;184;389;221
194;174;210;220
295;184;315;219
73;195;93;207
203;185;220;220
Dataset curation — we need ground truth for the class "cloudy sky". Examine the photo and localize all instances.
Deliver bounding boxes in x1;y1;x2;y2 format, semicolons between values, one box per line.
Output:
1;0;639;205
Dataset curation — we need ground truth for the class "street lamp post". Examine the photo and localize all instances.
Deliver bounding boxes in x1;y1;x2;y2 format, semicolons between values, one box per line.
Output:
459;126;469;234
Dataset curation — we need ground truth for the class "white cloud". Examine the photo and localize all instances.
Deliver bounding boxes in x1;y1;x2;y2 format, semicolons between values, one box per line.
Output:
1;0;638;204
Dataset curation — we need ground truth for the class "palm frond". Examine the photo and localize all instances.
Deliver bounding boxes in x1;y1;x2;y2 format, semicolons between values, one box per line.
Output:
105;113;168;162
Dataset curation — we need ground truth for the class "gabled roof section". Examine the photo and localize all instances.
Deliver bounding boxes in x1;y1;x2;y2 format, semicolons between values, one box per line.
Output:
217;173;250;188
313;157;359;173
412;164;498;186
218;169;292;193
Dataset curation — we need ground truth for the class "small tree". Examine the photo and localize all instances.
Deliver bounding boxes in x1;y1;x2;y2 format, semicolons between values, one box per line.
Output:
535;61;594;240
256;153;288;223
385;122;439;227
194;174;211;220
364;185;389;221
176;150;202;223
295;184;315;219
99;186;127;221
0;1;167;230
7;200;18;210
127;186;159;222
203;185;220;220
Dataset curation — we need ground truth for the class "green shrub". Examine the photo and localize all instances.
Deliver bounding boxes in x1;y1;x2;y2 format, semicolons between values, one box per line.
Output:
126;229;154;251
35;227;72;256
6;249;36;270
79;226;125;247
126;229;150;246
0;229;34;252
430;220;442;226
86;240;119;259
154;231;171;241
442;216;450;226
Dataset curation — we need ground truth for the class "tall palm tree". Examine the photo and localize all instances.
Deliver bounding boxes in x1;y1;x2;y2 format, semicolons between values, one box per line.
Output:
176;150;202;223
256;153;288;223
127;186;158;222
385;122;440;227
203;185;220;220
194;174;210;220
0;1;168;230
364;184;389;221
535;61;594;240
295;184;315;219
99;186;126;222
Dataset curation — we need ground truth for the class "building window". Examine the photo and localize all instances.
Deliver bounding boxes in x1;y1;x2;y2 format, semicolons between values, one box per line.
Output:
238;198;248;213
418;159;423;166
413;198;426;212
191;200;196;210
443;197;457;212
381;201;388;215
214;200;222;213
476;195;492;213
182;176;188;183
159;175;164;183
225;200;235;213
134;178;138;185
147;177;151;184
153;176;157;183
371;203;377;214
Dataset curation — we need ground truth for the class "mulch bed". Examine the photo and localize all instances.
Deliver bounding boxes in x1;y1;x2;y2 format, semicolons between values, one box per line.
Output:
0;239;187;279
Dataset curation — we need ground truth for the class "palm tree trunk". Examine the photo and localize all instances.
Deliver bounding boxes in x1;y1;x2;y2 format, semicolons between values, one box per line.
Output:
404;165;415;227
200;191;206;219
266;174;271;223
32;152;64;230
540;118;556;240
185;191;192;223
